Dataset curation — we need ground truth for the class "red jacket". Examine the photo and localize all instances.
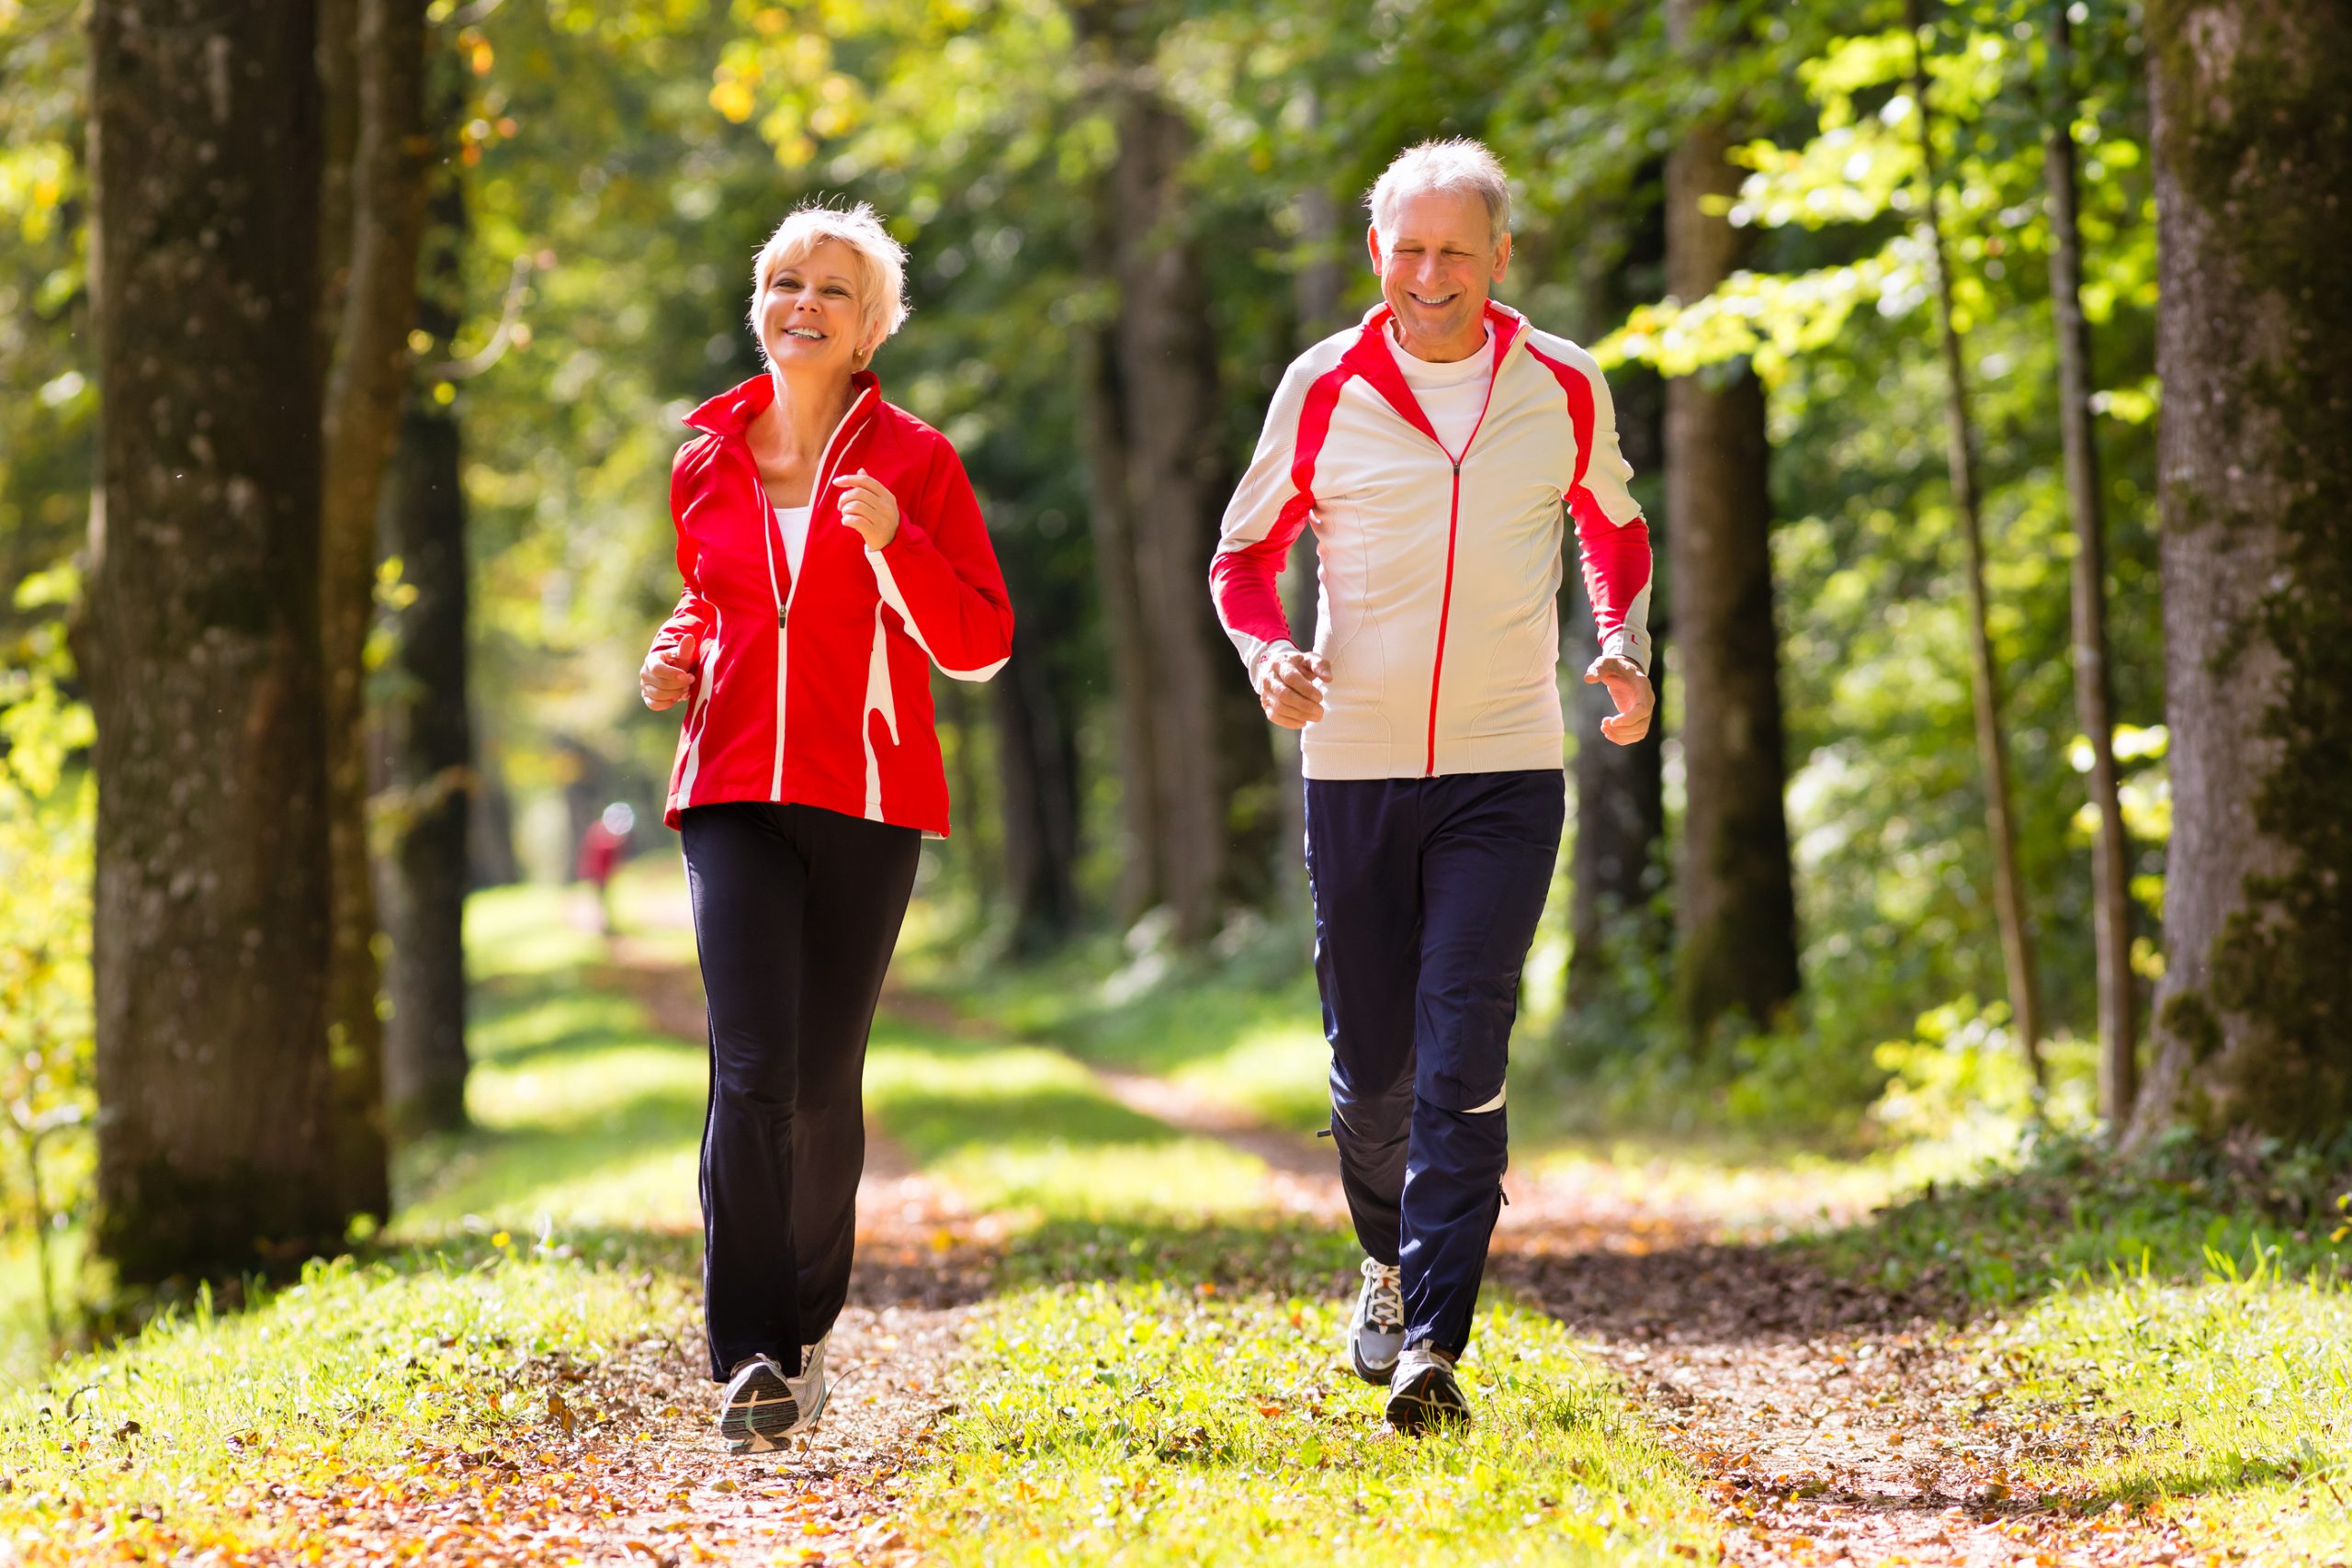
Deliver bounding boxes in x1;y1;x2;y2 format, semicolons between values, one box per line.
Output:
655;372;1014;835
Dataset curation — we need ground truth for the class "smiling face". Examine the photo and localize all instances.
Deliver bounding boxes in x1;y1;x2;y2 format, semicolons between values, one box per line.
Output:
1368;187;1510;363
753;237;875;380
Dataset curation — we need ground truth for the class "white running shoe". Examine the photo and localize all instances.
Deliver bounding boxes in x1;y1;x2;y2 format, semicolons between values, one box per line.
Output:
787;1332;832;1431
717;1353;797;1453
1385;1344;1470;1434
1346;1258;1406;1385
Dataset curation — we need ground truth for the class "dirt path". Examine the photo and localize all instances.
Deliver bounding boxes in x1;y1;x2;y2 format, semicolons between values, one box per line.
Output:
964;987;2177;1568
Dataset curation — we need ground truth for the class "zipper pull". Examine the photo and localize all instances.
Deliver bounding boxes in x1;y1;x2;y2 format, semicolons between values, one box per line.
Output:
776;605;787;629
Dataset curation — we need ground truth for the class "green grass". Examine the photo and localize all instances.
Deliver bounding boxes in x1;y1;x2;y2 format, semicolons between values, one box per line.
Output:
0;1245;692;1559
1803;1132;2352;1561
907;1257;1719;1566
1995;1258;2352;1559
901;931;1335;1134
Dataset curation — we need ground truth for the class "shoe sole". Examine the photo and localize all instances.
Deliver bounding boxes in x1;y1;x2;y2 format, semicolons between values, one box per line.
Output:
718;1364;798;1454
1385;1366;1470;1434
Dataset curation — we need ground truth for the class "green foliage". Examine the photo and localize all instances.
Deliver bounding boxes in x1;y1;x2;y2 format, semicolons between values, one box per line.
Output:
0;575;93;1353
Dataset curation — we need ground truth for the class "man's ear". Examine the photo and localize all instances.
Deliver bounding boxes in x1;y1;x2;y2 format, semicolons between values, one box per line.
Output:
1365;222;1384;274
1491;232;1512;282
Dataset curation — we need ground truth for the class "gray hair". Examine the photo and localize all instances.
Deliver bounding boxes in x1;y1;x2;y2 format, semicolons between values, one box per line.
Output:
1366;139;1512;247
750;200;910;357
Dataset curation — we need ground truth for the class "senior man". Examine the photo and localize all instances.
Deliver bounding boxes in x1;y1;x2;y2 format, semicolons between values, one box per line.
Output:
1210;139;1655;1432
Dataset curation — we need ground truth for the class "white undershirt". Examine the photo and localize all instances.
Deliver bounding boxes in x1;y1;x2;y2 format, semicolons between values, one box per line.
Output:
775;504;812;580
1387;326;1494;457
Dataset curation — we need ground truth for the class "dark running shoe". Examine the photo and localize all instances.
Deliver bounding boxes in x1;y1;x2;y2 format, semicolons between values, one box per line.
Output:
718;1353;797;1454
1385;1345;1470;1434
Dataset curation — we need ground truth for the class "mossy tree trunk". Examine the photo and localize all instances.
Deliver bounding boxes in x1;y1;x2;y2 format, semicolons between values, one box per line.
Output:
84;0;343;1280
2131;0;2352;1144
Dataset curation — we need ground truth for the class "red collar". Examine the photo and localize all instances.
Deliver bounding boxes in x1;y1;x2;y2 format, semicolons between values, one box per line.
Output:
683;368;882;437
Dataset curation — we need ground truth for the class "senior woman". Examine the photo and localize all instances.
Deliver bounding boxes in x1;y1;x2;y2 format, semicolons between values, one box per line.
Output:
639;201;1013;1454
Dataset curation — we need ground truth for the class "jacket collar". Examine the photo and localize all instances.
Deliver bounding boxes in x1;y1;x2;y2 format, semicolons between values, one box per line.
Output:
1340;300;1527;446
684;368;882;439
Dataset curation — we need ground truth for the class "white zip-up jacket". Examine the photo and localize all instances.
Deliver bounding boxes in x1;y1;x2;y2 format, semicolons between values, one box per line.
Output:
1211;301;1654;780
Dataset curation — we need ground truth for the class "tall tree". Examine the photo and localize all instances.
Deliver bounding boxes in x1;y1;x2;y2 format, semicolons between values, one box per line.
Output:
319;0;429;1213
1566;175;1668;1034
2132;0;2352;1143
378;145;471;1139
1076;4;1231;947
1663;0;1800;1043
2041;3;2136;1123
1908;0;2044;1075
84;0;343;1279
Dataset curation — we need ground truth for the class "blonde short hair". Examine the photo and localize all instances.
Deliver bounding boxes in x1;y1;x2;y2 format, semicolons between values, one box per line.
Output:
1366;139;1512;247
749;200;910;357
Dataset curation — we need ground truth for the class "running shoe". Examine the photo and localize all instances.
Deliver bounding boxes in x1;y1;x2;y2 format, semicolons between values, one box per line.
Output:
787;1332;832;1430
717;1353;797;1454
1385;1344;1470;1434
1346;1257;1406;1384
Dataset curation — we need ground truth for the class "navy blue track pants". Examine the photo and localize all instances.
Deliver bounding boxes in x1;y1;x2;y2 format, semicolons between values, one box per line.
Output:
681;801;920;1382
1305;768;1565;1359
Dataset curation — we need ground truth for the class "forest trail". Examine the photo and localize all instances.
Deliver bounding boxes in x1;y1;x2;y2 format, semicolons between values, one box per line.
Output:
884;983;2187;1568
228;950;2188;1568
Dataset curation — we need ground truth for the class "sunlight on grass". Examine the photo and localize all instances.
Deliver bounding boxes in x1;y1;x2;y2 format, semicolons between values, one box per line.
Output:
2001;1259;2352;1560
865;1022;1268;1220
907;1283;1718;1566
0;1249;689;1560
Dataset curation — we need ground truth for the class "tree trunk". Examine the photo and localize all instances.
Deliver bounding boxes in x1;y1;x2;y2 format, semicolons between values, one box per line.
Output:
993;610;1080;953
1108;81;1228;946
378;39;467;1139
85;0;343;1280
320;0;429;1213
1661;11;1801;1044
2131;0;2352;1144
1073;313;1160;924
1909;0;2045;1076
2043;3;2137;1125
1566;174;1668;1037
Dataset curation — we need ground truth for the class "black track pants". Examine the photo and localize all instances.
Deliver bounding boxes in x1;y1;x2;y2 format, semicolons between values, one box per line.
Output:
681;800;920;1382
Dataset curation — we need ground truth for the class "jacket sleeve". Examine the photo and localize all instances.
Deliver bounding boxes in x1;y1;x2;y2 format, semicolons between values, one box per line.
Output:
651;441;715;682
865;435;1014;682
1210;355;1329;681
1568;360;1655;674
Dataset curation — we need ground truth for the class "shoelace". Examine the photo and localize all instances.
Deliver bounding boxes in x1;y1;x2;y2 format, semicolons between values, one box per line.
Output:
1360;1258;1404;1331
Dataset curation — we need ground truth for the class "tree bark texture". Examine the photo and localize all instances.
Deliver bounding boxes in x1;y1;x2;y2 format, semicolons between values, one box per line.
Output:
320;0;429;1214
1909;1;2046;1071
1566;173;1668;1037
2043;3;2138;1124
85;0;343;1280
2132;0;2352;1143
1662;92;1800;1043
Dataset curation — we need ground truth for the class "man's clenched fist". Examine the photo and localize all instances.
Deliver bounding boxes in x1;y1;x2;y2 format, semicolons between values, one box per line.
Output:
1255;644;1330;730
1583;653;1654;746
